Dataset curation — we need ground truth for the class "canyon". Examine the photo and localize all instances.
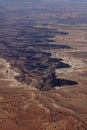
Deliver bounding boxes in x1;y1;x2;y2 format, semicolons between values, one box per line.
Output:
0;0;87;130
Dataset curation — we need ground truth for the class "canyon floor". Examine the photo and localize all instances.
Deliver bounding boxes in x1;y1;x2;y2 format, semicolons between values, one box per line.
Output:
0;24;87;130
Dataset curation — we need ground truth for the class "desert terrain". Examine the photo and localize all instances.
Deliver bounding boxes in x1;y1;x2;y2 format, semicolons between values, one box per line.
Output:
0;0;87;130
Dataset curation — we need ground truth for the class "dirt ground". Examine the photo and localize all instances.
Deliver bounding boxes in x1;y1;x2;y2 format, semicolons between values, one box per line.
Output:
0;25;87;130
